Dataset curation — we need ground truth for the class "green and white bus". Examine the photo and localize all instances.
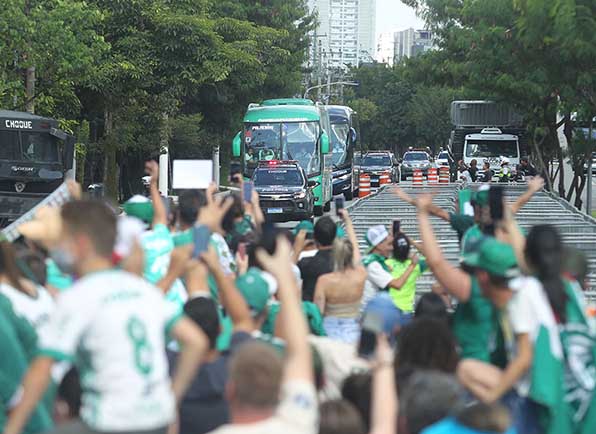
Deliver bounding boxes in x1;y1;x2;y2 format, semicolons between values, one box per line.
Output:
232;98;333;215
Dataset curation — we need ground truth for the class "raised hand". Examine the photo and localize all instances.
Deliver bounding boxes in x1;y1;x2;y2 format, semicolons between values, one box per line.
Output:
145;160;159;184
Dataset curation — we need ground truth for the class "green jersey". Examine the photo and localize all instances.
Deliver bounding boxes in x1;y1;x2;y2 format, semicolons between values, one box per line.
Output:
0;294;53;434
141;224;174;284
385;258;428;313
449;212;475;242
452;276;497;362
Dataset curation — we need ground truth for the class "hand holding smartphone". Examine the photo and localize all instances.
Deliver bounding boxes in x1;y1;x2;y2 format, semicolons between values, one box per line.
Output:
392;220;401;236
335;197;345;216
243;181;254;203
192;225;211;258
358;311;384;359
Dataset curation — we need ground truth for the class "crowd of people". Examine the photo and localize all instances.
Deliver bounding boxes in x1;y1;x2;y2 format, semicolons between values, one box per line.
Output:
0;160;594;434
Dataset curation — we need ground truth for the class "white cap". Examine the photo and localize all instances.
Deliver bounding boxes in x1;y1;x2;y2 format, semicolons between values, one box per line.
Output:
366;225;389;251
501;157;510;165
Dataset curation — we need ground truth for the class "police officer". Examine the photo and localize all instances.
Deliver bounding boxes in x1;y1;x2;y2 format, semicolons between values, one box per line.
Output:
498;157;512;183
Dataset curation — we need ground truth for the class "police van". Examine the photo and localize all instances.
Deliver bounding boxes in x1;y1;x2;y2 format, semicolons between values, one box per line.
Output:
253;160;315;222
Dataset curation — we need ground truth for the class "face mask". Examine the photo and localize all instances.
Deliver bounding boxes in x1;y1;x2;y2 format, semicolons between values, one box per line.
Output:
51;247;76;275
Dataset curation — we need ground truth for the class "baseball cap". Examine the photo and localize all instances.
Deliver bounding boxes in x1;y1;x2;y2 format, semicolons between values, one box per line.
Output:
366;225;389;252
464;238;520;278
472;185;490;207
293;220;314;236
123;195;154;223
364;293;410;335
236;268;271;315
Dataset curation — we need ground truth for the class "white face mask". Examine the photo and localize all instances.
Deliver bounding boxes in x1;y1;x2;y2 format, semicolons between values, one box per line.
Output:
50;247;76;275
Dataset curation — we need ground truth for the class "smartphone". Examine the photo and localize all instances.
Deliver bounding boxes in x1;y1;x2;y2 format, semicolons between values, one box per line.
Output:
357;311;384;359
489;186;504;222
192;225;211;258
392;220;401;235
335;196;345;216
243;181;253;203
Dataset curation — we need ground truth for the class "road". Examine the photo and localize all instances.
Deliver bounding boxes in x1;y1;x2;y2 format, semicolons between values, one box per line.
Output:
274;194;357;230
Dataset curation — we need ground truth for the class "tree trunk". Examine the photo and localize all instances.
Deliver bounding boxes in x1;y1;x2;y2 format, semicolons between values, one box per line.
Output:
575;170;587;209
25;66;35;113
103;109;119;201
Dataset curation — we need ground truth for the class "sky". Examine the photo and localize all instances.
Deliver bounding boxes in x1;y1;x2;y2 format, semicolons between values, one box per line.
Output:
376;0;425;38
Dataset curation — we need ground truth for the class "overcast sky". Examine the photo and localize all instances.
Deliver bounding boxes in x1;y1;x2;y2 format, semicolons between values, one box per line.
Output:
376;0;425;37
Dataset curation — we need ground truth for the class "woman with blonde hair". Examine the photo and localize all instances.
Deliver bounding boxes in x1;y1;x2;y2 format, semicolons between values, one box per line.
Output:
314;210;367;344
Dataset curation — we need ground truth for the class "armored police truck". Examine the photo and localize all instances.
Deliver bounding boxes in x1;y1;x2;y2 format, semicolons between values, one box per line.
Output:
0;110;75;225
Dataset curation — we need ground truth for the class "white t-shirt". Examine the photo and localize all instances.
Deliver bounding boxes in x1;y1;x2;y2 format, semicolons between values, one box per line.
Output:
0;283;55;331
39;270;180;431
211;233;235;275
507;276;561;396
363;262;393;309
208;381;318;434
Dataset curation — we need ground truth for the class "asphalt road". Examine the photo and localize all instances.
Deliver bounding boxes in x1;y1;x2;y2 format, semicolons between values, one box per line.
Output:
274;194;357;230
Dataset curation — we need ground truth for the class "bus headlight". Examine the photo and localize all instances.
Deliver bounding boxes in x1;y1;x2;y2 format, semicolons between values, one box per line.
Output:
294;191;306;199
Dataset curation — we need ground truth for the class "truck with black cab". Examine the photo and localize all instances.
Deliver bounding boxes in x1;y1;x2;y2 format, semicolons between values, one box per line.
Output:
0;110;75;225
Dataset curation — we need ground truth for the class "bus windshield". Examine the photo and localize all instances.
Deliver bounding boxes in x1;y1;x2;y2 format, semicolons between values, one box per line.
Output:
0;131;60;163
244;121;320;175
465;140;518;158
330;122;350;166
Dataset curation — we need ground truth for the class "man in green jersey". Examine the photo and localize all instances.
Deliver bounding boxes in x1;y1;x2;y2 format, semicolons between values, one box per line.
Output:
395;176;544;251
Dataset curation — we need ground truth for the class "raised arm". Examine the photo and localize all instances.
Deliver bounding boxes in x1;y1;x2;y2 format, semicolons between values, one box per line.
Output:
156;244;193;294
369;335;398;434
169;317;209;403
3;357;54;434
200;247;253;332
416;194;472;302
387;256;418;290
394;187;451;222
510;176;544;214
257;237;313;383
146;161;167;227
339;209;361;265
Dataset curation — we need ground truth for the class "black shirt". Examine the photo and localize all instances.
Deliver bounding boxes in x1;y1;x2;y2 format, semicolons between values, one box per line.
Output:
298;249;334;302
520;164;537;177
468;166;478;182
168;332;253;434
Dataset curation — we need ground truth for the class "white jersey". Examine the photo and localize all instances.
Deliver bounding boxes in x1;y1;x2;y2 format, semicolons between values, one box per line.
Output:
0;283;55;331
39;270;181;431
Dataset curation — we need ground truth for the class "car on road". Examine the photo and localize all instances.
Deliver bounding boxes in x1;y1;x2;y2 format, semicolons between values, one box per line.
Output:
359;151;399;188
253;160;315;222
400;150;432;181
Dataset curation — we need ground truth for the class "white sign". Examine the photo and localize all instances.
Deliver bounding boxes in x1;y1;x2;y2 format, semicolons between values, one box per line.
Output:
172;160;213;189
5;120;33;129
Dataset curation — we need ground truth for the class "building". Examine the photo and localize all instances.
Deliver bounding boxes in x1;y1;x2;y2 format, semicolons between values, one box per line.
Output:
375;31;395;65
307;0;377;68
394;28;435;61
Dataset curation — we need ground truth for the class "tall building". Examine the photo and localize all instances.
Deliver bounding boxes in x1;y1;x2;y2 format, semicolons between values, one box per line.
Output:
375;32;395;65
307;0;377;68
394;28;435;61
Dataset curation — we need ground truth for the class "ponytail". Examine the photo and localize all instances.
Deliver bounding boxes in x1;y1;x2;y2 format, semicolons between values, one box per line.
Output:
525;225;567;322
0;241;25;293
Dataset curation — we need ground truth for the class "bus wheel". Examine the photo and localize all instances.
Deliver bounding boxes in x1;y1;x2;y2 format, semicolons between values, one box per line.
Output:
344;190;353;201
323;201;331;212
314;205;323;217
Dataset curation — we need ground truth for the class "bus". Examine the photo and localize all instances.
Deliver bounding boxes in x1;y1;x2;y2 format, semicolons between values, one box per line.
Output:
328;105;359;200
232;98;333;215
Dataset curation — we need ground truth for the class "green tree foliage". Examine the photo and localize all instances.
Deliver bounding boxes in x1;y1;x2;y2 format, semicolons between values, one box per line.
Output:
401;0;596;204
0;0;314;200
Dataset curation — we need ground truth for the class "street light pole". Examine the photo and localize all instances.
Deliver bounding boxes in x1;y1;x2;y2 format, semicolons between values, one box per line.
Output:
304;81;359;99
587;116;593;215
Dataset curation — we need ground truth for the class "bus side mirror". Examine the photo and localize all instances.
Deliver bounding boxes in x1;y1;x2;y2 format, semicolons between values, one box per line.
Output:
350;127;357;143
63;136;75;171
321;132;330;154
232;132;241;157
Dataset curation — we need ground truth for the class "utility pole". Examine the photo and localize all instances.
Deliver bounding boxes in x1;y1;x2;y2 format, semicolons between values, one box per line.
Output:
587;116;593;215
